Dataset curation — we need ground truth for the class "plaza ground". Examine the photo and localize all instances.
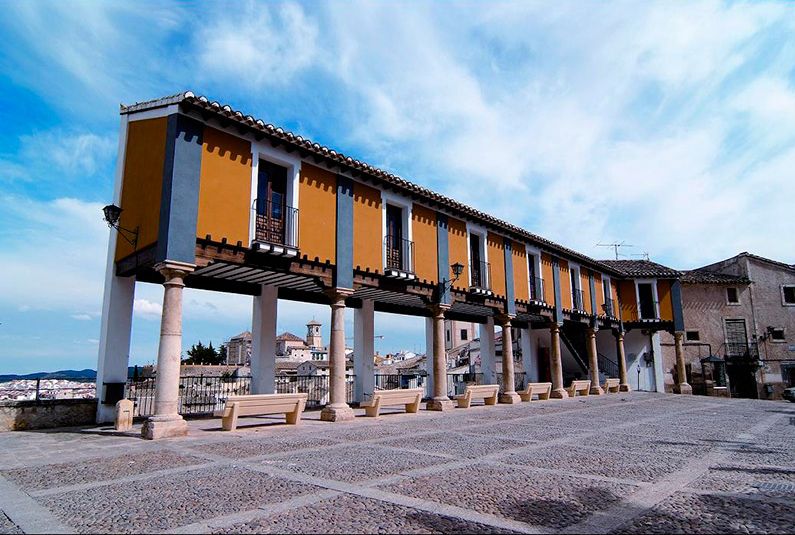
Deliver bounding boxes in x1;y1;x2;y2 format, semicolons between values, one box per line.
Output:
0;392;793;534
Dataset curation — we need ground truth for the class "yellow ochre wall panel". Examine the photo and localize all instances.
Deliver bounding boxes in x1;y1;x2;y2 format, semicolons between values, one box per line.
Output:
487;232;506;298
512;242;529;302
412;204;437;283
353;182;382;272
611;282;620;313
448;217;468;291
657;280;674;321
115;117;168;261
618;280;638;322
594;273;605;313
196;126;252;245
541;253;555;303
559;259;572;309
299;163;337;263
581;269;592;314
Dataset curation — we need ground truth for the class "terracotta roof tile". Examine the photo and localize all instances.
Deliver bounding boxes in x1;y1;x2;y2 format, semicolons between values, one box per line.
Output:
599;260;681;278
681;269;750;284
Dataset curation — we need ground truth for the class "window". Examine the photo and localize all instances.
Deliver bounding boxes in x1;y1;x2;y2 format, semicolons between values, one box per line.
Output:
783;285;795;306
770;327;785;342
446;330;450;343
685;331;700;341
726;287;739;304
460;329;468;341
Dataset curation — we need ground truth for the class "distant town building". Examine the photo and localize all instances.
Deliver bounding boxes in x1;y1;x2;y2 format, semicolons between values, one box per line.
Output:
662;252;795;400
225;331;251;366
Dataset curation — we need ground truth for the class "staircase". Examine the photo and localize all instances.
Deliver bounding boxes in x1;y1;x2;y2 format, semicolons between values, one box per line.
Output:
559;326;589;381
597;352;619;379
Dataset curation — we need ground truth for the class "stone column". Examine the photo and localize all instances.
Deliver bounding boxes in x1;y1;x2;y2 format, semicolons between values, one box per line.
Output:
320;289;355;422
353;299;375;403
616;330;631;392
426;304;454;411
142;261;194;440
587;328;605;395
549;323;568;399
251;284;277;394
497;316;521;404
479;316;496;384
674;331;693;395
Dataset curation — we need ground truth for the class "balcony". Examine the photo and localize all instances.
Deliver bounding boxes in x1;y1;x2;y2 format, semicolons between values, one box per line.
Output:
602;298;616;318
638;299;659;321
724;342;760;361
529;277;549;305
572;289;586;312
252;199;299;257
469;260;492;296
384;235;416;280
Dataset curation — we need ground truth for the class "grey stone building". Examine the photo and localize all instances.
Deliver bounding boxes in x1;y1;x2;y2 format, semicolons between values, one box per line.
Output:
662;252;795;400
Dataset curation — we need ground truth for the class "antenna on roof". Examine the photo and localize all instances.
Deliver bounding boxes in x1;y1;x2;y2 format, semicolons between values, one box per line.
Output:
631;252;650;261
596;242;634;260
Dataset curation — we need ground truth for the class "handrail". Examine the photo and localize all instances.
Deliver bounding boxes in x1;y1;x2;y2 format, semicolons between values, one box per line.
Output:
470;260;491;291
384;234;415;273
252;198;299;249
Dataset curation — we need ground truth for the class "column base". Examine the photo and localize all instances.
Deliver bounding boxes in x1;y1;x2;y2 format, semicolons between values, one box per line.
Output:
550;388;569;399
589;386;605;396
675;383;693;395
619;383;631;393
141;415;188;440
499;392;521;404
320;404;356;422
426;398;455;411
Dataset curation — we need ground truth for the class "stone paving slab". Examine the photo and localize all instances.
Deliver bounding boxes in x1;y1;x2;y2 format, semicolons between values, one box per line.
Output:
687;464;795;496
375;431;533;459
0;511;22;534
262;444;453;483
188;435;341;459
380;463;637;529
37;466;322;533
214;493;522;534
1;449;207;491
613;491;795;534
497;444;687;483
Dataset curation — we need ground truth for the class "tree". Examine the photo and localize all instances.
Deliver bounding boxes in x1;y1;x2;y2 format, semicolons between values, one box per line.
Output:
218;344;227;364
182;341;223;365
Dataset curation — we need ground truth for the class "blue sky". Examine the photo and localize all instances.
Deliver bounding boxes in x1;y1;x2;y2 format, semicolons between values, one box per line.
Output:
1;1;794;374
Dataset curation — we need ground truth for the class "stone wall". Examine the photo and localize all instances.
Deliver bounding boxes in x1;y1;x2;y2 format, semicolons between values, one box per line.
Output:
0;399;98;432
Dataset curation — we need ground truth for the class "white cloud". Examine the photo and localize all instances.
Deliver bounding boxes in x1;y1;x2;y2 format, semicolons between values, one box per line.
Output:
133;299;162;320
196;2;319;88
71;314;93;321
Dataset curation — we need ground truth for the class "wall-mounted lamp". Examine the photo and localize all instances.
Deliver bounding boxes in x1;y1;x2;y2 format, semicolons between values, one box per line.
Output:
440;262;465;294
102;204;139;249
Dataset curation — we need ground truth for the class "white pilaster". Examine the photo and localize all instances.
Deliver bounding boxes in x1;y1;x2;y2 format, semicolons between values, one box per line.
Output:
95;112;133;424
520;327;539;383
251;284;277;394
354;299;375;402
652;331;665;393
480;316;496;383
425;317;434;398
95;274;135;423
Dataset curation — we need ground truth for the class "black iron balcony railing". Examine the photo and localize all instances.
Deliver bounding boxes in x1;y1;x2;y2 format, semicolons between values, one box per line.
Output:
602;298;616;318
572;289;585;311
529;277;547;303
253;199;299;249
470;260;491;291
724;342;760;360
384;235;415;274
638;300;659;320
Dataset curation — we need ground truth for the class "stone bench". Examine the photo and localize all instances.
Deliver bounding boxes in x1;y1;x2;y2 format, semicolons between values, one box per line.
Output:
602;378;620;393
214;393;308;431
567;380;591;397
454;384;499;408
360;388;423;417
518;382;552;402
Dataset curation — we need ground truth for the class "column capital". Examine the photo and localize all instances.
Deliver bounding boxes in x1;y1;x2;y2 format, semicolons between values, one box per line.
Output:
586;326;598;337
155;261;195;282
550;322;561;333
325;287;354;306
495;313;515;327
427;303;450;319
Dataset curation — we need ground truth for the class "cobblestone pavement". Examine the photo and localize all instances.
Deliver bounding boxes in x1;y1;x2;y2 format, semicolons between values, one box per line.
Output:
0;392;793;534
